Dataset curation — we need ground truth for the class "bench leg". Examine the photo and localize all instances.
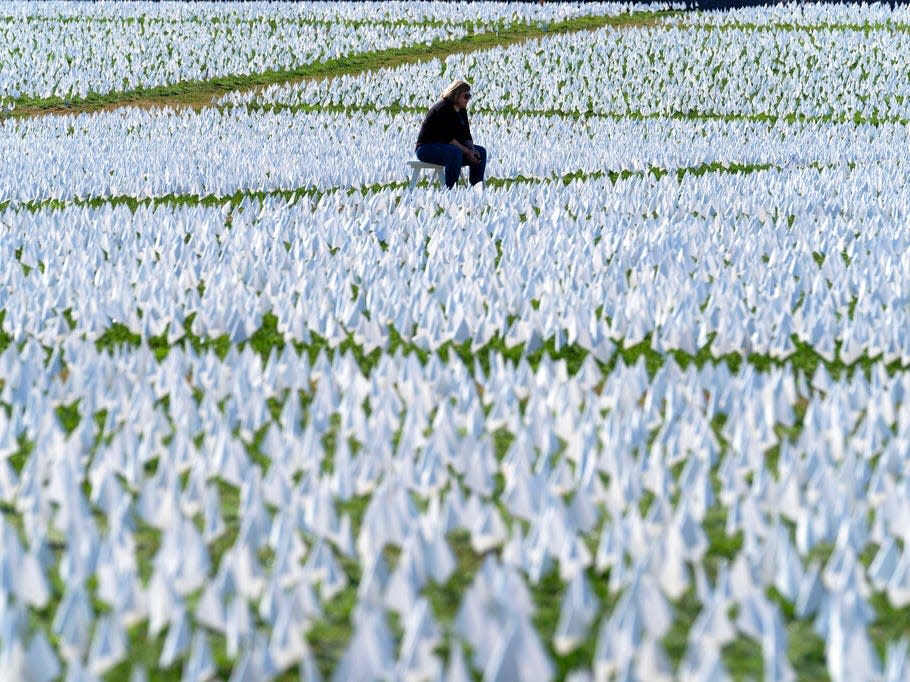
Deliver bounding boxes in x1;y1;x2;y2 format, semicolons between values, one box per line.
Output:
409;167;421;190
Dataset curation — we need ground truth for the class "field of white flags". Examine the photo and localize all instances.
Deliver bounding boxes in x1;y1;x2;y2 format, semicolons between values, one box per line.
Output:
0;0;646;106
5;1;910;680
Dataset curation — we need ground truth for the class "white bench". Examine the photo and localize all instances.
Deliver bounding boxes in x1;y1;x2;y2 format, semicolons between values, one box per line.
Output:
407;160;464;190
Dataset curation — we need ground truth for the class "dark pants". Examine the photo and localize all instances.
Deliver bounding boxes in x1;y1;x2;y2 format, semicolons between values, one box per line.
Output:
415;143;487;188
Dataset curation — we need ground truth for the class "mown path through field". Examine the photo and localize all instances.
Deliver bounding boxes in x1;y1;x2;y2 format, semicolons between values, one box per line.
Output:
11;11;675;119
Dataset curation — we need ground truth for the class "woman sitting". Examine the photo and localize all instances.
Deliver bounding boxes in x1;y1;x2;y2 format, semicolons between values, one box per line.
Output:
415;80;487;189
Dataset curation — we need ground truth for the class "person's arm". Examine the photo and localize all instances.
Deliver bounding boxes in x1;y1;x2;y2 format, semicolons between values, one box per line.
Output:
449;138;481;163
462;113;478;160
448;139;473;155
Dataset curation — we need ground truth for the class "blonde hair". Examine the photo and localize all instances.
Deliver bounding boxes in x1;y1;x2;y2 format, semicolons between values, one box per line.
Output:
441;80;471;103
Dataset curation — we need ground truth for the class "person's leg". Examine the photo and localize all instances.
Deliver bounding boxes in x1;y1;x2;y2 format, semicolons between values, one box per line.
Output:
466;145;487;186
416;143;462;188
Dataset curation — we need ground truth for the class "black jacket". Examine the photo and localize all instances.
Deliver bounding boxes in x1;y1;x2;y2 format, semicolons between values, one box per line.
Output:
415;99;472;150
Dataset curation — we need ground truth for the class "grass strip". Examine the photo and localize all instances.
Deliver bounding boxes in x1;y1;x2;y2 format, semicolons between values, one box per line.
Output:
0;158;812;215
8;10;676;119
2;306;906;389
672;19;910;33
233;97;910;129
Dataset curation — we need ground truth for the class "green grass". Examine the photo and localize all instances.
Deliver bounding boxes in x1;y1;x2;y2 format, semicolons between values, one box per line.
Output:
305;555;363;681
6;306;903;391
92;313;905;382
422;530;487;667
54;399;82;435
769;588;830;680
95;321;142;354
0;310;13;354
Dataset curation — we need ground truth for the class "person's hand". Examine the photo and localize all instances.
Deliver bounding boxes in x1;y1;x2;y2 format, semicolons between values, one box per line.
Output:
468;150;481;164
